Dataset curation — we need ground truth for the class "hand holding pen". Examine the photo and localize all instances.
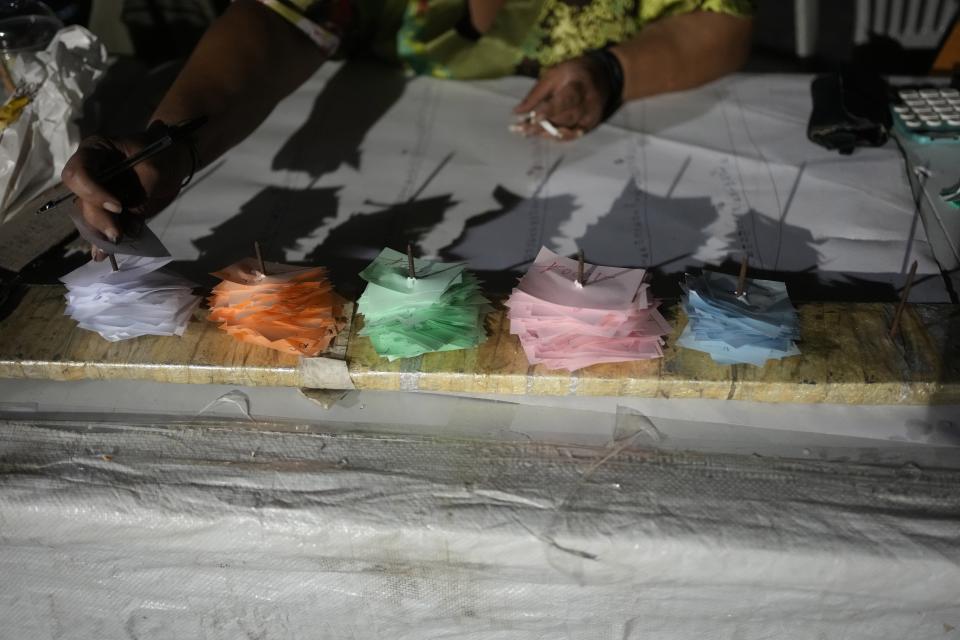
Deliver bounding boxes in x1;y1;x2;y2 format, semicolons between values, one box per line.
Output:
53;117;205;263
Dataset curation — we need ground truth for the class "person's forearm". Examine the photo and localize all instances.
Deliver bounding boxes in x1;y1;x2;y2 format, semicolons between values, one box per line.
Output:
150;0;326;169
467;0;507;33
610;11;752;102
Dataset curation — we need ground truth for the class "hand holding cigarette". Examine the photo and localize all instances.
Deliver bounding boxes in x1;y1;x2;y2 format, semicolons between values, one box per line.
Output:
509;54;614;140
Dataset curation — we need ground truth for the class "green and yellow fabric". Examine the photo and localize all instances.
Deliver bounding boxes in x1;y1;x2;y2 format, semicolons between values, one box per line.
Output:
254;0;754;78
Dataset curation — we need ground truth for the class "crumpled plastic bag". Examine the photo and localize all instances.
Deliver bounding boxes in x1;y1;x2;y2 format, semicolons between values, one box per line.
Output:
0;25;108;222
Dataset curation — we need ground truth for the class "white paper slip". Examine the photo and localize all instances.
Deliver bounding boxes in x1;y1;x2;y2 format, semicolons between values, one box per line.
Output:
60;254;199;341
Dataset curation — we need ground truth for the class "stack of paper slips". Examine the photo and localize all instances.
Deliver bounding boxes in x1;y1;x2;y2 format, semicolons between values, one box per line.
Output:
507;247;671;371
208;258;345;356
357;247;490;361
678;270;801;366
61;255;200;341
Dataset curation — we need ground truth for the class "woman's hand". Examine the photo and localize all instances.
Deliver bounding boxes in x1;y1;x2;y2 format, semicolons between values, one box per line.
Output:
510;11;752;140
511;55;612;140
61;133;191;261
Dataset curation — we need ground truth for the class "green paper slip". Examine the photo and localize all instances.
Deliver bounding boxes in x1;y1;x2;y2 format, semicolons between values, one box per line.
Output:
357;249;490;360
358;276;462;317
359;247;466;294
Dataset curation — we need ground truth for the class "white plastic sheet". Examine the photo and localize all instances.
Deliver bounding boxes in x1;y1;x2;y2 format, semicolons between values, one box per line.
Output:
0;26;108;221
1;419;958;638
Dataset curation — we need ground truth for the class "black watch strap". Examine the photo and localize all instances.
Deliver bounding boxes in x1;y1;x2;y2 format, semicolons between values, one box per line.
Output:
146;119;201;188
585;47;625;119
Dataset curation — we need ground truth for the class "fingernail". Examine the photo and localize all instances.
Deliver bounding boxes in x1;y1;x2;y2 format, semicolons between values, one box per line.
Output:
103;201;122;213
508;124;524;134
105;231;120;244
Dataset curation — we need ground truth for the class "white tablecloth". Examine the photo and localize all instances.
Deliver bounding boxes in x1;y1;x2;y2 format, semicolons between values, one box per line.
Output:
156;61;949;301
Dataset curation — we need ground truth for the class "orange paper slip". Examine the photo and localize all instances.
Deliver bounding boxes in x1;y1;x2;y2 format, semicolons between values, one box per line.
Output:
207;258;345;356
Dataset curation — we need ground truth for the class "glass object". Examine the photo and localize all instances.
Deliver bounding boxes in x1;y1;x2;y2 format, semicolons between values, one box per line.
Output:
0;1;63;101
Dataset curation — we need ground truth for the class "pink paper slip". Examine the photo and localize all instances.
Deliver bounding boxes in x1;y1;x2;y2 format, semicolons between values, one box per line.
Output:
516;247;648;310
507;247;671;372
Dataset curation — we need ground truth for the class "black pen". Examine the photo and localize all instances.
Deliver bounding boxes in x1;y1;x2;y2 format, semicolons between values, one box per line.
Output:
35;116;207;215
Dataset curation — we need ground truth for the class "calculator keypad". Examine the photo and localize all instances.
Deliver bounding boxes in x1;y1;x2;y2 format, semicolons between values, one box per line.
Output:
894;87;960;135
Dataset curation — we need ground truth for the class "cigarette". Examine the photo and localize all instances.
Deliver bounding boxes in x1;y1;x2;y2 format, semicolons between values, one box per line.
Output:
539;119;562;139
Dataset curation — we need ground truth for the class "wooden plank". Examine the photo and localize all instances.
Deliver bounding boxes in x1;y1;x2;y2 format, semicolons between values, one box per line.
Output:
345;303;960;404
1;285;958;404
0;285;303;387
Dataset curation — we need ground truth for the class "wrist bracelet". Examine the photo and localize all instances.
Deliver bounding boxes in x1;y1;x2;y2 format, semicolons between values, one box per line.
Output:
585;47;625;119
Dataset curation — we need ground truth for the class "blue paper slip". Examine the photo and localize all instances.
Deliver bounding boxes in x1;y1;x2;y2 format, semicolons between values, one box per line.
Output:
679;271;801;367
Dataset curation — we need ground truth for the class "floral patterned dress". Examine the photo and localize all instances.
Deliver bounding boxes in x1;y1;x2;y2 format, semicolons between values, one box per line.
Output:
254;0;754;78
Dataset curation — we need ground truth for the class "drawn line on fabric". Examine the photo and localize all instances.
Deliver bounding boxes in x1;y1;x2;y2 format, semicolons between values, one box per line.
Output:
516;152;564;269
365;150;455;250
719;92;763;268
536;140;549;254
408;152;454;203
649;157;697;271
529;139;550;261
619;106;652;267
158;158;228;241
398;81;442;203
734;86;786;266
665;156;692;199
365;152;454;209
773;161;806;271
399;87;430;202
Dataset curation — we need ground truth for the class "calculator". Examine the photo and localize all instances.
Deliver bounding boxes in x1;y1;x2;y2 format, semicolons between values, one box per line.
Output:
890;85;960;143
